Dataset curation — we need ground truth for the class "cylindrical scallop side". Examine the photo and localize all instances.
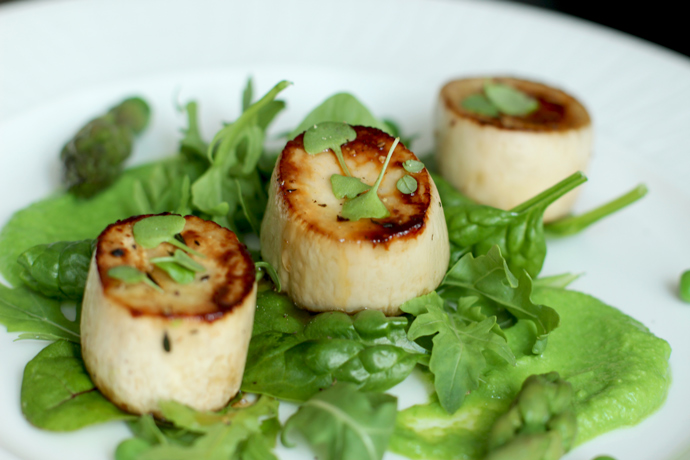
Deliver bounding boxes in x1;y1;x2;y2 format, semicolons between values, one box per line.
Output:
260;126;449;315
80;214;256;416
436;77;593;222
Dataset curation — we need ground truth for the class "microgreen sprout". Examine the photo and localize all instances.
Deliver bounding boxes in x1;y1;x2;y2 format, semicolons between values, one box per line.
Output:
462;81;539;118
340;137;400;221
303;122;357;176
108;266;163;293
132;215;205;258
330;175;370;200
402;159;424;174
150;250;205;285
396;175;418;194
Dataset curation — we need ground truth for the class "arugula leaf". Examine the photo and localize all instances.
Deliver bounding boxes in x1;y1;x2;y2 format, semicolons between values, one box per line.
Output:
0;284;80;342
136;397;279;460
179;101;209;161
282;383;397;460
190;81;290;228
401;292;515;413
289;93;392;139
243;292;423;401
21;340;134;430
441;172;586;278
442;246;560;354
533;273;582;289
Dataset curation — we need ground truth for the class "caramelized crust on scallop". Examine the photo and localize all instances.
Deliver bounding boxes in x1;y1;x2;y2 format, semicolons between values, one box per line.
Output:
277;126;432;245
441;77;591;131
96;214;255;319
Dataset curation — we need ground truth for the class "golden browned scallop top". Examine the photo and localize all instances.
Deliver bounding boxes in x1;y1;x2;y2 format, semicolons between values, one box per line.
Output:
96;214;255;320
441;77;591;131
277;126;433;245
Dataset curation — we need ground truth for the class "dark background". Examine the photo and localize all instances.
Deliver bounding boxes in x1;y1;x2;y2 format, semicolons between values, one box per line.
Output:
0;0;687;58
512;0;689;57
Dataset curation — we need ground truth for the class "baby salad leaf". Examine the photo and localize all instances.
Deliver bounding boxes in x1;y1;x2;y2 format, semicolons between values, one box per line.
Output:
484;82;539;117
131;161;196;216
282;383;397;460
17;239;93;300
331;175;370;200
401;292;515;414
441;172;586;278
254;262;282;292
0;284;80;342
243;292;423;401
442;246;560;355
21;340;134;430
304;122;357;176
341;138;399;221
289;93;393;139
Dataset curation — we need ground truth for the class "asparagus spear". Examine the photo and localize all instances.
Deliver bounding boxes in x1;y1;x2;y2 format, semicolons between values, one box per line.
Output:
486;372;577;460
60;97;150;198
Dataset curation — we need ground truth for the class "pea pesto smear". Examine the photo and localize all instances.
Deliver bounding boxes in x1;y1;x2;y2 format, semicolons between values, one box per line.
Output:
391;287;671;460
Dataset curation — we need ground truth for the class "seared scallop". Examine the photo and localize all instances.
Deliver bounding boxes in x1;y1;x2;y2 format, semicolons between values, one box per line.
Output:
260;126;449;315
80;214;256;416
436;77;592;222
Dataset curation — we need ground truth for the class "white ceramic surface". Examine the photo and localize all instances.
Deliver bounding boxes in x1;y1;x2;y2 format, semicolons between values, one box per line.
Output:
1;1;690;459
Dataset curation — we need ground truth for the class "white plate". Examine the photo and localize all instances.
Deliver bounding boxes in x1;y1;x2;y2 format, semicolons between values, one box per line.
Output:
1;1;690;459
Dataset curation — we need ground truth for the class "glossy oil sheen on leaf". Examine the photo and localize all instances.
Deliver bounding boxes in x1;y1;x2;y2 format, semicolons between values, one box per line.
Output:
243;292;423;401
282;383;397;460
21;340;134;430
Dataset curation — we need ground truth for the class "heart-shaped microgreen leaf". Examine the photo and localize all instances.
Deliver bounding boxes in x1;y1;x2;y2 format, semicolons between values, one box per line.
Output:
341;138;400;221
402;159;425;174
304;122;357;177
461;93;500;117
132;215;205;258
484;82;538;116
154;261;195;284
331;174;370;199
396;175;417;194
108;266;162;292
